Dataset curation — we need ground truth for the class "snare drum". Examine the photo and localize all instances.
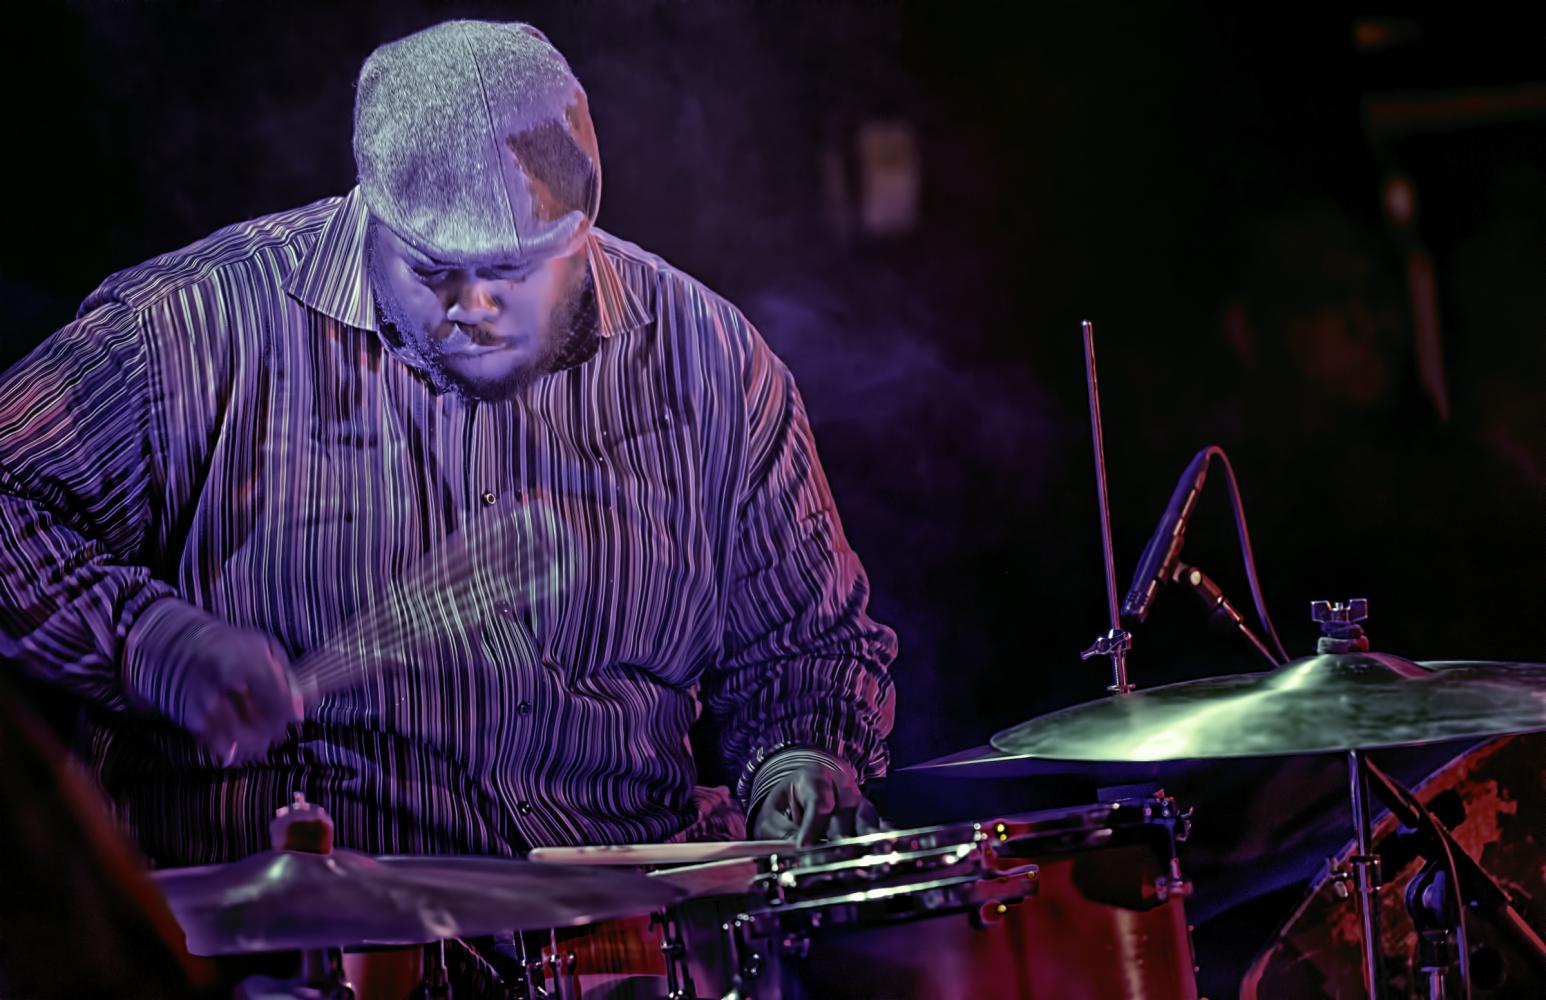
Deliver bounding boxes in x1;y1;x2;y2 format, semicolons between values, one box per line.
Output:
541;799;1199;1000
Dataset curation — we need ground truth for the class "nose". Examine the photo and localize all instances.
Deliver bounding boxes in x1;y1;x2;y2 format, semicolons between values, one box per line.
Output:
445;278;499;325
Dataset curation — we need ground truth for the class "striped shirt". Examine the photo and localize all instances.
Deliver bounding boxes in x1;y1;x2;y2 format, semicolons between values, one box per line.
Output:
0;188;896;865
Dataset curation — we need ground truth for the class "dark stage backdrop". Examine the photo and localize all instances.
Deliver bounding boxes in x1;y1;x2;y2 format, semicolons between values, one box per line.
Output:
7;1;1546;767
3;7;1545;980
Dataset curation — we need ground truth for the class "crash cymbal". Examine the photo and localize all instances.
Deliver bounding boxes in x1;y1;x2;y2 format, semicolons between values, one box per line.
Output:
991;654;1546;762
152;849;684;956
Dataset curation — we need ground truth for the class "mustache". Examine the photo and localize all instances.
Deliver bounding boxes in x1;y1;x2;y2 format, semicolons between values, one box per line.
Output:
437;323;511;351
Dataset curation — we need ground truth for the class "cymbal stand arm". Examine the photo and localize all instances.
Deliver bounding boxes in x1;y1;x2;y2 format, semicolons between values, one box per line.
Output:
1079;320;1134;694
1349;750;1385;1000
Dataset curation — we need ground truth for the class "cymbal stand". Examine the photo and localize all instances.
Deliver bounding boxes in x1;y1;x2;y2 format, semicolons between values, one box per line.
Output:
1077;321;1134;694
1405;860;1461;1000
1347;750;1386;1000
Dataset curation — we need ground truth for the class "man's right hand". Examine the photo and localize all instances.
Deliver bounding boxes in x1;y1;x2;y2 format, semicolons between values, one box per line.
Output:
129;612;303;765
184;627;303;764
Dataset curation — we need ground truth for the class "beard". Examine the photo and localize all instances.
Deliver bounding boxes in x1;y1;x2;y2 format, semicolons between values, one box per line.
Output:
366;239;597;402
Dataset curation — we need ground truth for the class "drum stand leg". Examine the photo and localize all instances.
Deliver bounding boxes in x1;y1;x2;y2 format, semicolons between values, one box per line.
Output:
415;940;451;999
1348;750;1385;1000
657;910;698;1000
298;948;355;999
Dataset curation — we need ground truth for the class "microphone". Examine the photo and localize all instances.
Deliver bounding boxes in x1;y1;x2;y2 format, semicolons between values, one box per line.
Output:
1120;447;1216;624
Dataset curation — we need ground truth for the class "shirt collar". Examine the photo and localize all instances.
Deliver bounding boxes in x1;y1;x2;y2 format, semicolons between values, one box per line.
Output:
283;185;650;339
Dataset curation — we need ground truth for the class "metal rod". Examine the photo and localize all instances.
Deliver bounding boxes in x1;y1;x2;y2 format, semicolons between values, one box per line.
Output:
1081;320;1133;694
1349;749;1384;999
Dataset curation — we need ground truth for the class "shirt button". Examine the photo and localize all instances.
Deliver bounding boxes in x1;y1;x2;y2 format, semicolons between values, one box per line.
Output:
481;490;498;506
495;599;515;619
517;800;534;815
517;700;533;716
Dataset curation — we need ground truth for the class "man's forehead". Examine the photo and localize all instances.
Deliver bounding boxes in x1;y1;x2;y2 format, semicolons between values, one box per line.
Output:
371;217;584;269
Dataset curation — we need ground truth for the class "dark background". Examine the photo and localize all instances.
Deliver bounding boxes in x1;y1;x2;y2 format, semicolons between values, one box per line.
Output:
4;3;1545;996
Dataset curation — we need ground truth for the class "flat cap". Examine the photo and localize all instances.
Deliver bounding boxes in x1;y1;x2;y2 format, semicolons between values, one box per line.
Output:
353;19;601;264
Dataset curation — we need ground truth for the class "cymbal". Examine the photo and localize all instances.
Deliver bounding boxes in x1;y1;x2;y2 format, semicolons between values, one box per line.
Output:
991;654;1546;762
899;743;1170;782
152;849;684;955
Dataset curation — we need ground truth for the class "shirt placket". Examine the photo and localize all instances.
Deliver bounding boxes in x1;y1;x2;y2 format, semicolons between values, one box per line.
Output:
461;396;547;831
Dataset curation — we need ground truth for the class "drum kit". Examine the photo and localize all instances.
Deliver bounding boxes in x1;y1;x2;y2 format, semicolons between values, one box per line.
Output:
139;324;1546;998
147;642;1546;999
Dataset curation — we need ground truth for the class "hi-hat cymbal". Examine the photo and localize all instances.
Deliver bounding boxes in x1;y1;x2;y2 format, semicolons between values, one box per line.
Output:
991;654;1546;762
152;849;684;955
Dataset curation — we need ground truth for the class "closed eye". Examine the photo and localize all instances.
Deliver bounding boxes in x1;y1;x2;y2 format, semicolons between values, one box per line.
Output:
477;265;533;281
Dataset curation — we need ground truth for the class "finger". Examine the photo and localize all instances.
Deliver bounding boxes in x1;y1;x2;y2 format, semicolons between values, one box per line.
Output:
245;649;300;738
796;779;837;847
826;805;858;841
183;683;219;734
224;684;259;728
855;800;885;835
247;680;297;746
752;804;799;841
199;710;236;764
264;638;305;722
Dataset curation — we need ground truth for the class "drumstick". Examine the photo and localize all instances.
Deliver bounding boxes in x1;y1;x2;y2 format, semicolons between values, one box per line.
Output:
648;858;763;897
289;498;562;705
526;840;796;867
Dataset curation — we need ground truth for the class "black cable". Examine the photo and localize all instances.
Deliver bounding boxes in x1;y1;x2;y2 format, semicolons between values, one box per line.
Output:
1367;760;1473;998
1209;447;1291;663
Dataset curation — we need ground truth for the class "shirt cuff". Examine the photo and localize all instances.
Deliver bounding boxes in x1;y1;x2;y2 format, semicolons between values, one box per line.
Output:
739;745;858;823
121;596;230;724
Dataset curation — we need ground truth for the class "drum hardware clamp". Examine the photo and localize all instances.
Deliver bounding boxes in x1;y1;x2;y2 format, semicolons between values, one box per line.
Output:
1326;854;1384;902
1156;857;1195;902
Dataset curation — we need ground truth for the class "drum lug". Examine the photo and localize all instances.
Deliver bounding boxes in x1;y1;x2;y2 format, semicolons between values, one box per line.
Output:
977;897;1024;925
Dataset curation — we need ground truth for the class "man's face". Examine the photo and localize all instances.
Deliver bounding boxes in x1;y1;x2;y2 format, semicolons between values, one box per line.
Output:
367;220;591;400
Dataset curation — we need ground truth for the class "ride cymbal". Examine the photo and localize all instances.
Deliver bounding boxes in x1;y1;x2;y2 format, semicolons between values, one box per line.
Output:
991;654;1546;762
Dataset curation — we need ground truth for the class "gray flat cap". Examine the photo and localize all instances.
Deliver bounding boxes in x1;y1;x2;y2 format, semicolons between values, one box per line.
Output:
353;19;601;264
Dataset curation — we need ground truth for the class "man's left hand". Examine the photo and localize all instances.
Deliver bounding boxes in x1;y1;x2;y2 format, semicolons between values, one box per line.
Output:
750;762;884;846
